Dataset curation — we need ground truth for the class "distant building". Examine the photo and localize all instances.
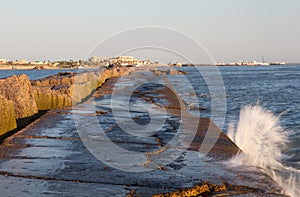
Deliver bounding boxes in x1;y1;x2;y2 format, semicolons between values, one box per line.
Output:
0;59;7;64
175;62;183;67
89;56;115;66
12;59;29;65
89;56;152;67
115;56;138;66
115;56;153;66
216;61;271;66
31;61;44;65
50;62;60;67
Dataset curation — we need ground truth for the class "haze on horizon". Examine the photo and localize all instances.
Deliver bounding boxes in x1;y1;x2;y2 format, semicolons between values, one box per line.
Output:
0;0;299;64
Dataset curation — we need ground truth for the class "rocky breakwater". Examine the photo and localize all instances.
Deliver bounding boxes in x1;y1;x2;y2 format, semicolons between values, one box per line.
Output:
0;75;38;138
31;66;184;110
0;66;184;139
31;67;132;110
0;95;17;136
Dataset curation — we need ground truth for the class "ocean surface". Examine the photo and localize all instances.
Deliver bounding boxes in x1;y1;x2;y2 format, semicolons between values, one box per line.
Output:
178;65;300;161
176;65;300;196
0;69;80;80
0;65;299;196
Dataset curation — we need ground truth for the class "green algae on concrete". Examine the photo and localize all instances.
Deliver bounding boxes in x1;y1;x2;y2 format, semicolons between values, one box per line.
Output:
0;97;17;136
32;71;102;110
32;89;73;110
31;68;131;110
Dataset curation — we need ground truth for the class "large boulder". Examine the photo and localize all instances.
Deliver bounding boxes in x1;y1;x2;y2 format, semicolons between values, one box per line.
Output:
32;86;72;110
0;75;38;119
0;96;17;136
31;71;101;109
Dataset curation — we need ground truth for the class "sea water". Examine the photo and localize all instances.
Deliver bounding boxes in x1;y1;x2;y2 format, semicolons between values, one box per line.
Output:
0;69;80;80
176;65;300;196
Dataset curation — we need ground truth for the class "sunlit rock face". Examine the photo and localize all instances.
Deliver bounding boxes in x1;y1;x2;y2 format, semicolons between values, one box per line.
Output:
30;67;132;110
0;96;17;135
0;74;38;119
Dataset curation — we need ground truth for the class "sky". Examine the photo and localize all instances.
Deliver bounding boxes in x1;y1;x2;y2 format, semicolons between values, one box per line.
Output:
0;0;299;63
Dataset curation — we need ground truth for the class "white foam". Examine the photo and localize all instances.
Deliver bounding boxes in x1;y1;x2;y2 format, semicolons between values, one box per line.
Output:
227;105;299;197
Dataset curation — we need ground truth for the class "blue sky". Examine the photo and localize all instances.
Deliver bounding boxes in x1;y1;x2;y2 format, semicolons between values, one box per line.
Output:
0;0;299;63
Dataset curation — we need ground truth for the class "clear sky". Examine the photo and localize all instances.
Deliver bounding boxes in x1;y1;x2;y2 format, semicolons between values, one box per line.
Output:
0;0;299;63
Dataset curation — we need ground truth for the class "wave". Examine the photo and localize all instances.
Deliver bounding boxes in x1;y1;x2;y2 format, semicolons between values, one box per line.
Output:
226;105;299;197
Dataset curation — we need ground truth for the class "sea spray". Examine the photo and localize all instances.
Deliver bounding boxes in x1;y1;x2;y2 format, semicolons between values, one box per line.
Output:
226;105;300;197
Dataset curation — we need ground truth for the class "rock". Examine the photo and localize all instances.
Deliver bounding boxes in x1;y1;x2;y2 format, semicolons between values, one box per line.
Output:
0;75;38;119
169;69;186;75
96;110;108;115
32;86;72;110
0;96;17;136
31;72;76;87
152;182;227;197
31;71;104;109
150;68;186;75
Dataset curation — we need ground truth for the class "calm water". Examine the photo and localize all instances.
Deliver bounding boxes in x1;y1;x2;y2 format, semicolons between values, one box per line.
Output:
0;69;79;80
179;66;299;128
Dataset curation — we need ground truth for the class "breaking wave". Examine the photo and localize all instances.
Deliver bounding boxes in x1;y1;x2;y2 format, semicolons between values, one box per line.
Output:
227;105;299;197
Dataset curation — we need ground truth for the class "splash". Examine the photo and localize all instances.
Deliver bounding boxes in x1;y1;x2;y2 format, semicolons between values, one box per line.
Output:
227;105;300;197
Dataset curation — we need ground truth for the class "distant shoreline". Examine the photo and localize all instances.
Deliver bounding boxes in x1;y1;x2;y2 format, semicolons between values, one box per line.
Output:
181;63;300;67
1;63;299;70
0;65;72;70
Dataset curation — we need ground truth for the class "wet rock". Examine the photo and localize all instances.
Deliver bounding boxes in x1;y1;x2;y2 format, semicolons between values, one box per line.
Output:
152;182;287;197
126;190;140;197
151;69;186;75
96;110;108;115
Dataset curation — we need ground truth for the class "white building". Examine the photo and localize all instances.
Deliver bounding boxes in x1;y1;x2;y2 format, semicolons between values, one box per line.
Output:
89;57;115;66
12;59;29;65
0;59;7;64
89;56;152;67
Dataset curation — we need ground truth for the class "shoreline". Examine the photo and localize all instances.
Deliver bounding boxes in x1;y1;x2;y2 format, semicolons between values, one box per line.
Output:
1;63;299;71
0;65;74;70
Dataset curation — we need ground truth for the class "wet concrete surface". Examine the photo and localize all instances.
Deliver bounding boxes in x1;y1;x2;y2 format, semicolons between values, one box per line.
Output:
0;73;287;196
